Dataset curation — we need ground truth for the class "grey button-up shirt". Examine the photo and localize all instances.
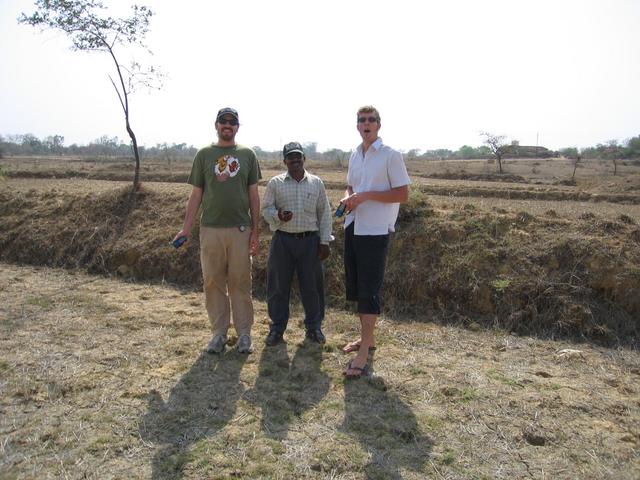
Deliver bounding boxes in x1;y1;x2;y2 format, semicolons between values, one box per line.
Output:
262;170;333;244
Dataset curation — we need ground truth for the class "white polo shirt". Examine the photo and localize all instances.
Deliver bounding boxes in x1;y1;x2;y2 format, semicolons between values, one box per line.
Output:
345;137;411;235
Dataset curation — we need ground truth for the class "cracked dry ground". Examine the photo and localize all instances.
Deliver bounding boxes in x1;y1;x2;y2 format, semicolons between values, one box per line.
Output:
1;263;638;479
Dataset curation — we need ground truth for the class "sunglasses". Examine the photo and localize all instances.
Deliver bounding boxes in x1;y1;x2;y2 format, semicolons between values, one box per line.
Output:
218;118;239;126
357;116;378;123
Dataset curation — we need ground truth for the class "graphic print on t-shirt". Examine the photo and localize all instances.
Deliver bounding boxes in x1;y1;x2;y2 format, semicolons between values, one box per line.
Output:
214;155;240;181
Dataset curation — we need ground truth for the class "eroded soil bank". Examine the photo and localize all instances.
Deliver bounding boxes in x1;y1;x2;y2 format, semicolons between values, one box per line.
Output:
1;179;639;344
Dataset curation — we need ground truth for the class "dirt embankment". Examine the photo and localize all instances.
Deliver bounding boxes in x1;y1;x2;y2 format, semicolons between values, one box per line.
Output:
1;182;638;345
5;169;189;184
420;172;530;183
418;183;640;204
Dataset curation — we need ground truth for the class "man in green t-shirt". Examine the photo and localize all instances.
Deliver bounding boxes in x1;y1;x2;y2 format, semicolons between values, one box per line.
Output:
173;107;261;354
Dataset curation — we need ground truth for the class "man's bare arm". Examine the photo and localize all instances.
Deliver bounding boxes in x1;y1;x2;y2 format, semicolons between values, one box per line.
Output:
173;186;203;243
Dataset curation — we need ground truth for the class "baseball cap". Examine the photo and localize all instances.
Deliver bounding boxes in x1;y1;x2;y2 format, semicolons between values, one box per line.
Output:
216;107;239;121
283;141;304;157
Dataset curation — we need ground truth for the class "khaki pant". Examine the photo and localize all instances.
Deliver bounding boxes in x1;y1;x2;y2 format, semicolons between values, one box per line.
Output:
200;226;254;336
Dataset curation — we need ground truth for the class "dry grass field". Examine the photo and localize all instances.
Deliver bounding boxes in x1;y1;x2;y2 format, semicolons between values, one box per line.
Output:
1;154;639;479
1;264;638;479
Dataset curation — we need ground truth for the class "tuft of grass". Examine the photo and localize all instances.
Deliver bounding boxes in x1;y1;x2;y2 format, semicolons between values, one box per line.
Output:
491;278;511;292
158;450;189;474
460;387;479;402
26;295;53;309
409;366;429;376
618;214;635;225
421;415;445;431
13;377;43;402
516;211;536;225
265;438;286;455
439;385;479;403
486;368;524;388
440;447;456;465
311;436;369;474
60;293;118;314
87;436;117;454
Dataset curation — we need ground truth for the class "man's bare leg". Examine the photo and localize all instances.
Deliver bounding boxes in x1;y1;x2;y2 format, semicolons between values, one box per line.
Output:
344;313;376;375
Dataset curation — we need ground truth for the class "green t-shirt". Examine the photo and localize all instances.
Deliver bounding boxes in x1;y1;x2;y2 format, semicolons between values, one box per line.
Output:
188;144;261;227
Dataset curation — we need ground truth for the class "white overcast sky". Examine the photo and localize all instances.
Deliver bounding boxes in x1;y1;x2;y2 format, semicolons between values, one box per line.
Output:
1;0;639;152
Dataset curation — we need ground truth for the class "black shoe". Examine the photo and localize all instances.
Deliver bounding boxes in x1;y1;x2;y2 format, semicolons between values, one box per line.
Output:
265;330;283;346
305;329;326;344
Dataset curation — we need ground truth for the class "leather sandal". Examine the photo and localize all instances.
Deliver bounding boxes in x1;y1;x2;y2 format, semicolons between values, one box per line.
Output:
343;360;369;378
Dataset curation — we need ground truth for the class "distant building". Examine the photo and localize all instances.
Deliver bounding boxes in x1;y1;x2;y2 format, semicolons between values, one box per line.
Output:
503;145;555;158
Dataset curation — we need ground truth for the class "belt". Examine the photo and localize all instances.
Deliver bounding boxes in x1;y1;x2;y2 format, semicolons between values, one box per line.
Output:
276;230;317;239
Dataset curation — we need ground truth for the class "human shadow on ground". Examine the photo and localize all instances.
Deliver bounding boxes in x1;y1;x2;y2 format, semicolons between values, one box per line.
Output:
139;351;247;480
251;341;331;439
342;351;433;479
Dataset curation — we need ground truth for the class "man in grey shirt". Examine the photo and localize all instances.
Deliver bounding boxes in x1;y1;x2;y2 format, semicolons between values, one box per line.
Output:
262;142;333;345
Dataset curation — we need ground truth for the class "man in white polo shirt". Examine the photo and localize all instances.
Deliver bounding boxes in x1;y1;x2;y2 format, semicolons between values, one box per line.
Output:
339;105;410;378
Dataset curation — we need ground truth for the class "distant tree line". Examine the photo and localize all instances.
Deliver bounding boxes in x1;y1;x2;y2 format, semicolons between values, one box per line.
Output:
251;142;353;164
0;135;352;164
0;134;197;160
559;136;640;160
405;145;493;160
1;133;638;163
557;136;640;176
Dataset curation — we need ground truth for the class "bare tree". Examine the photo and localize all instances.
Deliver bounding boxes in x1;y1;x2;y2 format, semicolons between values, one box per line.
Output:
19;0;162;190
480;132;509;173
572;153;582;181
604;140;624;176
560;147;581;181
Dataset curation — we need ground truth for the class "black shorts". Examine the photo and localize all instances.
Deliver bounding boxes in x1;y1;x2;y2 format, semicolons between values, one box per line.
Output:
343;222;390;314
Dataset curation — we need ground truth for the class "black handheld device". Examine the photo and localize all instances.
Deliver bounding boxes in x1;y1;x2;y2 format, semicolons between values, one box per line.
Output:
172;236;187;249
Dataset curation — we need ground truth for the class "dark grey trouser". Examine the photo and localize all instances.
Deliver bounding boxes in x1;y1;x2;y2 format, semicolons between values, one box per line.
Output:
267;231;325;334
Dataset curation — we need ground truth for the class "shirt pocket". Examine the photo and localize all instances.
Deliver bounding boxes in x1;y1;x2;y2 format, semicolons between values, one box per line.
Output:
302;188;318;215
